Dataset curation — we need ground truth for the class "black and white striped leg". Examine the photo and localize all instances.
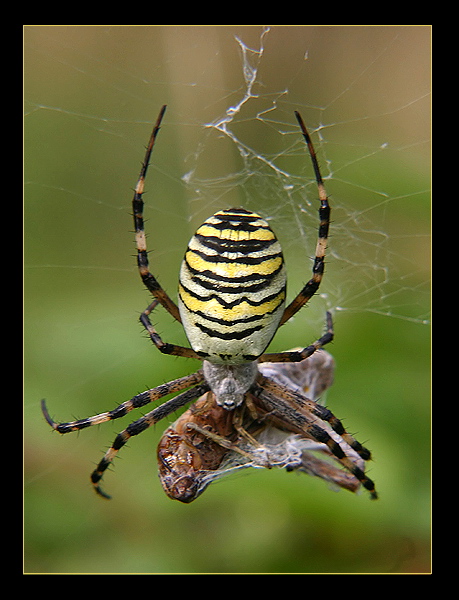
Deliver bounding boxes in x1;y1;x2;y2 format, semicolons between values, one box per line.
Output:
131;105;182;322
41;371;205;434
260;311;334;363
90;382;210;498
255;374;372;461
280;112;331;326
139;299;203;360
251;382;378;499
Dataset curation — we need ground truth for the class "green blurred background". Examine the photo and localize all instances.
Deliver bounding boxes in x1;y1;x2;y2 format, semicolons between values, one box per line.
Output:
24;26;431;574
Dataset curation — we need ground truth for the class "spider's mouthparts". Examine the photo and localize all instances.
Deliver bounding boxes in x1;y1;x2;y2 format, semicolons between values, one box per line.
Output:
203;361;258;410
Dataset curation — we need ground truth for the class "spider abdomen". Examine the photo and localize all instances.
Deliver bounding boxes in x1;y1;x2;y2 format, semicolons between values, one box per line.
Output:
178;208;286;363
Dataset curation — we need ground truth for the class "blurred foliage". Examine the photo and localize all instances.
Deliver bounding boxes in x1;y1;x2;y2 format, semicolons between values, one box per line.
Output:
24;25;430;574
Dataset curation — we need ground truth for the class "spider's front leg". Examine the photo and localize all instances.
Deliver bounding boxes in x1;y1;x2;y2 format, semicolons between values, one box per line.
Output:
255;374;372;461
41;367;210;499
90;382;210;499
40;371;204;434
251;383;378;500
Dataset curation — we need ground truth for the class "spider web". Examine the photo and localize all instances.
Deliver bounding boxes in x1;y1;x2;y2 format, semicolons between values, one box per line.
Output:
25;26;430;334
178;29;431;326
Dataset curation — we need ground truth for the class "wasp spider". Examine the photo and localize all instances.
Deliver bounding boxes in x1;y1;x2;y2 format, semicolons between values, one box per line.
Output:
42;106;377;501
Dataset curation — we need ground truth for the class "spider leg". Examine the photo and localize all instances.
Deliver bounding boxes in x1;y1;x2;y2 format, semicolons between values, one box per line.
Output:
139;299;203;360
259;311;334;363
41;371;204;434
131;105;182;323
256;374;372;461
280;112;330;326
91;382;210;499
251;382;378;499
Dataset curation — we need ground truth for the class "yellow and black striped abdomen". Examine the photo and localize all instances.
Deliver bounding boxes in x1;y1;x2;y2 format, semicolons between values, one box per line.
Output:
178;208;287;364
